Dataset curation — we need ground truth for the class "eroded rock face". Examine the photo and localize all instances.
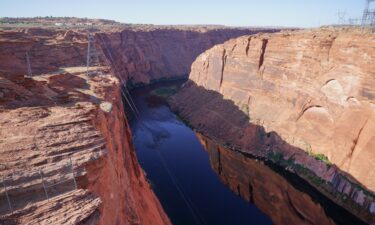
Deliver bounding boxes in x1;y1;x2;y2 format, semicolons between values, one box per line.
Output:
0;29;88;76
0;25;273;224
0;28;172;224
0;69;171;225
0;27;277;83
96;28;279;84
170;27;375;224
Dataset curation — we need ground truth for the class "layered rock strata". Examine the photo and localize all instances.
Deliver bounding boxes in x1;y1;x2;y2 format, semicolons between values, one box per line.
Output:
0;67;170;225
170;27;375;224
96;28;278;84
0;27;173;224
0;25;280;224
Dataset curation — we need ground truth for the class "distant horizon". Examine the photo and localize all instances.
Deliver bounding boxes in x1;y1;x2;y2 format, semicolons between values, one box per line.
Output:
0;0;367;28
0;16;303;29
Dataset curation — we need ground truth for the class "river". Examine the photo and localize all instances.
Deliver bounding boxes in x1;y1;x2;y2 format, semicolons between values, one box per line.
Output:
127;81;366;225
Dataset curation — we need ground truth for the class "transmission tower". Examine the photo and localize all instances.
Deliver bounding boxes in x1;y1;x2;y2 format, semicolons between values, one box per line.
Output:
86;33;101;76
25;52;32;77
362;0;375;30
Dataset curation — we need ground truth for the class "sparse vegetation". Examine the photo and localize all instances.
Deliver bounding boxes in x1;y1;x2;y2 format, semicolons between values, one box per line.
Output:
307;150;332;166
303;141;332;166
312;153;332;165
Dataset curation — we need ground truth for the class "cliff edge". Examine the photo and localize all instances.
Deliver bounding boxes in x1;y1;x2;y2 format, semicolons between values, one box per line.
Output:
0;29;171;224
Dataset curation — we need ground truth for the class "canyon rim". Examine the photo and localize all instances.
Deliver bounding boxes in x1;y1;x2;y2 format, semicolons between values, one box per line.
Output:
0;1;375;224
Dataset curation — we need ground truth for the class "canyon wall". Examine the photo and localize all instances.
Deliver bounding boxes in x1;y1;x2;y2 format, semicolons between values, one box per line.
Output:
0;25;273;224
95;28;279;84
0;28;88;76
196;133;370;225
170;27;375;224
0;28;170;225
0;26;277;82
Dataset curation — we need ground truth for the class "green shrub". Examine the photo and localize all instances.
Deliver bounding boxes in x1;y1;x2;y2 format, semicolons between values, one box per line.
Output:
308;151;332;166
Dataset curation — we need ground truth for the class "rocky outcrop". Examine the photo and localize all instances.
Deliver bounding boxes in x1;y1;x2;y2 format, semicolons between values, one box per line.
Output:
0;68;170;225
0;27;172;224
170;27;375;224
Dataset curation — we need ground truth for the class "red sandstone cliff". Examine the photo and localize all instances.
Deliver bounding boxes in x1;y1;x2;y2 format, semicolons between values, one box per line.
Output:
0;26;278;83
0;29;170;225
0;25;273;224
171;27;375;224
96;28;278;84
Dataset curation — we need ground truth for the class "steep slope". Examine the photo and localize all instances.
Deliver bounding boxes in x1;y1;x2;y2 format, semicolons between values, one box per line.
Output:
197;133;339;225
0;25;274;224
0;29;172;225
96;28;278;84
171;27;375;224
0;68;170;225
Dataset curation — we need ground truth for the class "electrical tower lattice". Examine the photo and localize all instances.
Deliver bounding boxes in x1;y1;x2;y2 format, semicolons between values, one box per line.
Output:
25;52;32;77
362;0;375;31
86;33;101;76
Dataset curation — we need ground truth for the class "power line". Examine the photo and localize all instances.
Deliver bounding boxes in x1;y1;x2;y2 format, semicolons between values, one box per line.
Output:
155;149;207;225
93;31;207;225
95;33;141;119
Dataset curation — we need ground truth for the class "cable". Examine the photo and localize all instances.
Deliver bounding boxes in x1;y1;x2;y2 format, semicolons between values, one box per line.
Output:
97;35;139;114
138;121;207;225
95;34;141;118
95;32;207;224
154;148;206;225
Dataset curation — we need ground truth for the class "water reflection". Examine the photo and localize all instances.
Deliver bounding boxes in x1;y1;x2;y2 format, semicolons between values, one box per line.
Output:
129;81;365;225
196;133;337;225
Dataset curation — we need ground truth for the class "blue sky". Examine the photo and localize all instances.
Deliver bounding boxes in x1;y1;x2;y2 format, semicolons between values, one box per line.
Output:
0;0;367;27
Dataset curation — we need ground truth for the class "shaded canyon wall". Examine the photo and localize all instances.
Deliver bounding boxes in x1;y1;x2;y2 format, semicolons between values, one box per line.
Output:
0;25;275;224
96;28;279;84
170;28;375;224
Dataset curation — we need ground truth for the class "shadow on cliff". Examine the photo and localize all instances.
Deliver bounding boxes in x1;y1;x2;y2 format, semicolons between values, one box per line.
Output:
199;133;346;225
97;28;281;84
169;81;374;225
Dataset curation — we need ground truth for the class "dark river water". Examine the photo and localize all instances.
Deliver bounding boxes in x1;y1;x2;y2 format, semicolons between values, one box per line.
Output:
128;81;367;225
